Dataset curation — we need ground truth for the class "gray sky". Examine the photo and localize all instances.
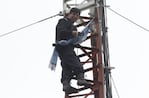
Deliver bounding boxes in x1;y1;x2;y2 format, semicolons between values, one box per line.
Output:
0;0;149;98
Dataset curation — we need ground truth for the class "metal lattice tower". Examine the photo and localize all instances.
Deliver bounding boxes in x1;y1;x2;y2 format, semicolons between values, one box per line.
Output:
63;0;113;98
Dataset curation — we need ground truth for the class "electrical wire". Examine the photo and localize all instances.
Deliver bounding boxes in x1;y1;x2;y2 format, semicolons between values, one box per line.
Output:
110;74;120;98
0;11;63;38
107;7;149;32
1;7;148;38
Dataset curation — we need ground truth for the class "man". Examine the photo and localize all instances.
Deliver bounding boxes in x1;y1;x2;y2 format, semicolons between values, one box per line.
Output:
55;7;91;94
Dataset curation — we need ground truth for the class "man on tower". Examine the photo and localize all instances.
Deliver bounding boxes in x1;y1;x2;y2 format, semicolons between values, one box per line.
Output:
55;7;91;94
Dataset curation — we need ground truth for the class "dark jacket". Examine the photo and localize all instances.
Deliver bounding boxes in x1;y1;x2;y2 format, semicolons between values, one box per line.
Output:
55;17;83;79
55;17;78;58
56;18;77;42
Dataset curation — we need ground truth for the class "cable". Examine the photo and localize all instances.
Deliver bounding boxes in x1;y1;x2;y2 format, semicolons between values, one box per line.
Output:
0;11;63;38
110;74;120;98
107;7;149;32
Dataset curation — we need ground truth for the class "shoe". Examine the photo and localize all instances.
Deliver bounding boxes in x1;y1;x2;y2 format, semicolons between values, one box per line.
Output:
77;73;92;86
77;79;92;86
63;85;78;94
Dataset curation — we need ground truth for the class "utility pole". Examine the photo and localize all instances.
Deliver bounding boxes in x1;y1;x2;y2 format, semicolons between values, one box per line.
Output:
63;0;113;98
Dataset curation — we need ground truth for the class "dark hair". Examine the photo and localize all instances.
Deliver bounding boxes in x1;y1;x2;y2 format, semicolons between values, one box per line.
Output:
70;7;81;15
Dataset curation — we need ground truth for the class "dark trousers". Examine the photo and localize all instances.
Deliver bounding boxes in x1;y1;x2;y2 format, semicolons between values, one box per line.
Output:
56;44;84;84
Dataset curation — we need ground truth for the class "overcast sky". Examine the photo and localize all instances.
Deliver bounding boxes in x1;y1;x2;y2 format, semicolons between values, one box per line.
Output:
0;0;149;98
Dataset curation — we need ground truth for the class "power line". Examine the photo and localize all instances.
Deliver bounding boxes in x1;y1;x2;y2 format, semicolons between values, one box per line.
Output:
110;74;120;98
107;7;149;32
0;11;63;38
1;7;148;38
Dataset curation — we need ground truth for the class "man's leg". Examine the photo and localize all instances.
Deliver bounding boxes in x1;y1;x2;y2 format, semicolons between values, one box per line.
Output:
61;63;78;94
56;45;78;94
70;52;92;86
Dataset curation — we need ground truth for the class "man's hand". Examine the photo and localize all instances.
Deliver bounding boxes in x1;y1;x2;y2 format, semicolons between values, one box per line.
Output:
72;31;79;37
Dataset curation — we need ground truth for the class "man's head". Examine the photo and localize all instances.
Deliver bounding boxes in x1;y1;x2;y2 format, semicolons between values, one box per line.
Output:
70;7;80;15
67;7;81;22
